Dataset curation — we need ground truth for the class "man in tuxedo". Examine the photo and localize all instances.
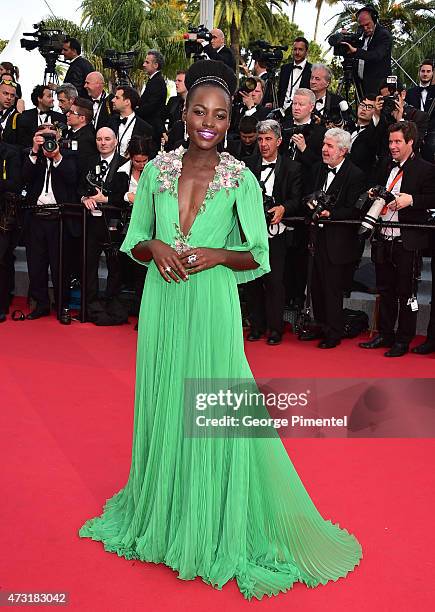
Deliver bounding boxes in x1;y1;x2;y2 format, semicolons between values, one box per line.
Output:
65;97;97;172
359;121;435;356
300;128;366;348
198;29;236;73
226;116;259;161
56;83;78;115
110;86;153;157
229;77;269;136
0;141;21;322
137;50;167;145
22;124;77;319
62;37;94;98
84;72;115;132
244;119;302;345
16;85;64;148
0;78;20;144
341;5;392;98
405;59;435;161
309;64;345;124
164;71;187;132
79;127;125;314
278;37;312;111
348;95;381;181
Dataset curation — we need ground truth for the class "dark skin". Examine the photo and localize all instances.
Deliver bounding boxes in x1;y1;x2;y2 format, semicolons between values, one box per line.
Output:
132;85;259;283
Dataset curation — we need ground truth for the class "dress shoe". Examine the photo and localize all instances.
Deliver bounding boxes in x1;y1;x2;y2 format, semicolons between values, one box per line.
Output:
59;308;71;325
26;308;50;320
411;339;435;355
359;335;394;349
0;313;6;323
318;338;341;349
267;331;282;345
247;329;263;341
299;329;324;341
384;342;409;357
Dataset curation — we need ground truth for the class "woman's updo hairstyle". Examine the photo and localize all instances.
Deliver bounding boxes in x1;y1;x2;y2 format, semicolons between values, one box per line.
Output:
184;60;237;108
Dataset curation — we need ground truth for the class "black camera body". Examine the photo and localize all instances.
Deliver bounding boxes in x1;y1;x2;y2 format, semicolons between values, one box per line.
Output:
250;40;288;71
328;31;362;57
184;24;212;59
282;124;309;138
304;190;336;222
258;180;275;223
103;49;138;86
20;21;66;59
86;165;111;197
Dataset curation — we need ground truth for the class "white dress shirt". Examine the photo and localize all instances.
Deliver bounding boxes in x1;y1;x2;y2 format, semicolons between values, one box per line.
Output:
117;112;136;157
261;158;286;237
283;59;307;109
380;164;403;238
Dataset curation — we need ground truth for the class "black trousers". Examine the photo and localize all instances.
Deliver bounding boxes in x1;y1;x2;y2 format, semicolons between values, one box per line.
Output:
374;240;418;344
86;216;122;305
27;215;60;310
311;230;354;341
428;253;435;340
245;234;286;334
0;229;18;314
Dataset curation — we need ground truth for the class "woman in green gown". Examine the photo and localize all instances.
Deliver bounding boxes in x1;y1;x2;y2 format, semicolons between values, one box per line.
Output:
79;61;362;600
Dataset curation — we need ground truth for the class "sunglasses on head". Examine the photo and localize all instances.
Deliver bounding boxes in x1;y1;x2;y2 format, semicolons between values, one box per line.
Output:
0;79;17;88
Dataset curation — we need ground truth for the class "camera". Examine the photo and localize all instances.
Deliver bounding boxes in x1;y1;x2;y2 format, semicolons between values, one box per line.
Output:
258;182;275;222
20;21;66;56
42;133;58;153
356;185;396;239
86;164;111;197
282;124;309;138
103;49;138;86
328;31;362;57
381;75;399;116
304;190;336;222
249;40;288;71
183;24;212;60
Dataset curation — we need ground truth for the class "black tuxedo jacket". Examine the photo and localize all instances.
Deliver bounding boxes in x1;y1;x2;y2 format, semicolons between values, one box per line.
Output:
78;153;125;207
352;24;392;96
202;44;236;72
93;93;116;132
245;153;302;218
277;62;312;108
22;153;77;205
164;95;184;130
349;120;380;182
317;91;345;119
225;139;259;162
406;85;435;126
374;155;435;251
280;120;326;195
108;114;153;148
63;56;95;98
311;157;366;264
0;108;21;145
137;72;167;140
65;123;97;172
0;142;21;194
16;108;65;148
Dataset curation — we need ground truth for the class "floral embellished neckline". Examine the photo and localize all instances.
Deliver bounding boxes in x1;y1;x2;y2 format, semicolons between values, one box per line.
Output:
153;146;246;253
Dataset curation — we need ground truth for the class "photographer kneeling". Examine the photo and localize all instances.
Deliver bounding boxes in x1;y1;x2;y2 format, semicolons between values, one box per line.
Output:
244;119;302;345
23;124;77;319
359;121;435;357
300;128;365;348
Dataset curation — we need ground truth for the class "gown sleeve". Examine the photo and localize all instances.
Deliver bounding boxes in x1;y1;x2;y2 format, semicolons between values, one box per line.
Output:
120;161;158;266
225;167;270;284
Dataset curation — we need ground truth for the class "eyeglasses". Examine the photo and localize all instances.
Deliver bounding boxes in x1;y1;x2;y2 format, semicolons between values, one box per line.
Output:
66;109;83;116
359;102;375;110
0;79;17;88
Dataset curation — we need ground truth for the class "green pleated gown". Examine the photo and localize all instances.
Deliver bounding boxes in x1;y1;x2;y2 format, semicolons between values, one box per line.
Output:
79;148;362;600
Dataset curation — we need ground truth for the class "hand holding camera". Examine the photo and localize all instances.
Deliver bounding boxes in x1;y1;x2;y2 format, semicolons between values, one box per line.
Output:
31;126;61;161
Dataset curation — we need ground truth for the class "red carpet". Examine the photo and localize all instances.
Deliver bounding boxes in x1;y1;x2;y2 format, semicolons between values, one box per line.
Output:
1;305;434;611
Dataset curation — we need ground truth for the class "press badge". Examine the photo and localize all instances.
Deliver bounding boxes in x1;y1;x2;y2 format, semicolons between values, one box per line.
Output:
408;297;418;312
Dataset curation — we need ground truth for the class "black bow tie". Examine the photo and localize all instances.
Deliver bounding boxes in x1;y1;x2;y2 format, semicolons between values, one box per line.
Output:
261;163;276;170
98;160;109;175
294;65;303;70
419;86;429;92
391;160;402;169
120;117;128;125
327;167;337;175
92;98;100;104
355;125;366;133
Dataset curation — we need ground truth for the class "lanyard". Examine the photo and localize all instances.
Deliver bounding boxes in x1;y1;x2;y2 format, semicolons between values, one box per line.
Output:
44;160;52;195
117;116;136;153
381;169;404;215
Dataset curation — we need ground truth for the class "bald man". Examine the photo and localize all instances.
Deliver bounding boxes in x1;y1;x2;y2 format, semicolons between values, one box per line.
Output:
79;126;126;315
198;28;236;73
84;71;116;131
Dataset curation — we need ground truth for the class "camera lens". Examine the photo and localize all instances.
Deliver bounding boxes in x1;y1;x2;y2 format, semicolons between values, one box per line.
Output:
42;136;57;153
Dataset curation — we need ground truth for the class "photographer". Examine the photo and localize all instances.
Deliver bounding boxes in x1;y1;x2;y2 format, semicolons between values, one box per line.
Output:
16;85;64;148
0;142;21;323
65;97;97;172
197;29;236;73
309;64;345;122
359;121;435;357
137;50;167;145
340;5;392;98
164;71;187;131
0;78;21;145
278;37;312;111
79;127;126;322
62;37;95;98
84;72;115;132
229;77;269;136
244;119;302;345
300;128;366;348
22;124;77;319
56;83;78;115
226;116;259;161
348;95;382;181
